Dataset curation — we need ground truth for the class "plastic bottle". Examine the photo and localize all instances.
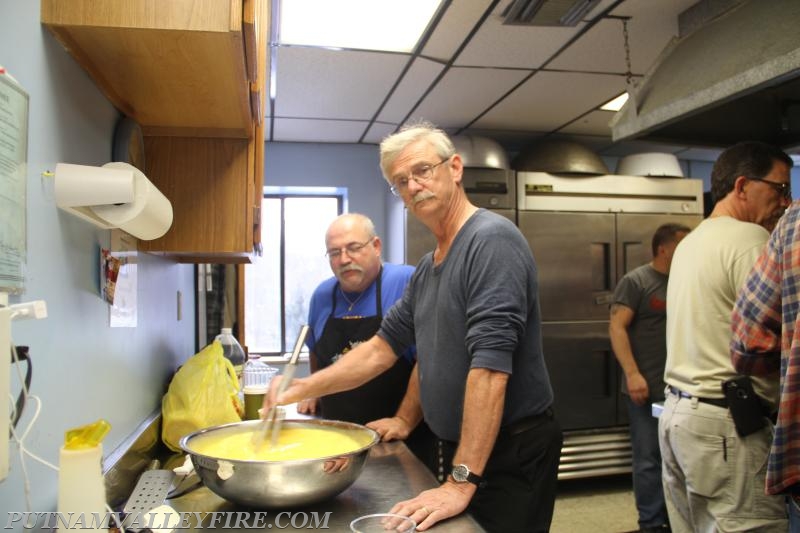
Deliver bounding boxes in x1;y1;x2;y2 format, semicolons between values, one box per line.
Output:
242;355;278;420
215;327;245;377
57;419;111;532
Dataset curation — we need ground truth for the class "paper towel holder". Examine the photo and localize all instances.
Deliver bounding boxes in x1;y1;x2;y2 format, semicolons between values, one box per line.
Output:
54;161;173;240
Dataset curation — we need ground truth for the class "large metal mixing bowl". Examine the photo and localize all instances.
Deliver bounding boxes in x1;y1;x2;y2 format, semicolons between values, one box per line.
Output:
179;419;379;508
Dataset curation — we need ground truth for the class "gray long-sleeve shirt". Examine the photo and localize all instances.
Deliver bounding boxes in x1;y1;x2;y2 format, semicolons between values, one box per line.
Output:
378;209;554;441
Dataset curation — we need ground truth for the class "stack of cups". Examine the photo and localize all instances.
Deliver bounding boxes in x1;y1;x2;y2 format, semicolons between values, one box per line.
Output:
242;356;279;420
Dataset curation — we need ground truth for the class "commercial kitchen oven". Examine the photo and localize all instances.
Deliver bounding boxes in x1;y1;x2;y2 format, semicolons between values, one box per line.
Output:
518;172;704;478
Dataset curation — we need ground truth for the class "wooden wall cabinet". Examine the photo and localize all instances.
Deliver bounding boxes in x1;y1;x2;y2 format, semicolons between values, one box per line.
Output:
42;0;268;263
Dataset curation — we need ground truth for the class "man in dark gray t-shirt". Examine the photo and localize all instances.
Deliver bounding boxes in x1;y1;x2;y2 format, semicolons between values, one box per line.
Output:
263;122;561;533
609;223;690;533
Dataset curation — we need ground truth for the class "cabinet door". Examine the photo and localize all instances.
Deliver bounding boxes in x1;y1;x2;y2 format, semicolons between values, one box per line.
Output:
42;0;251;138
139;136;253;262
519;211;616;321
543;322;618;430
615;213;702;280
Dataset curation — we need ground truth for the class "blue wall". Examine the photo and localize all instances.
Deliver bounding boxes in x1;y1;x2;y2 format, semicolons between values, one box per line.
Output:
1;0;195;519
264;142;406;263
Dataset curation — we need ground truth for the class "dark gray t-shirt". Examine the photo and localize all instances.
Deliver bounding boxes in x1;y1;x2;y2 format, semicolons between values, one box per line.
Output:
378;209;554;441
612;263;668;401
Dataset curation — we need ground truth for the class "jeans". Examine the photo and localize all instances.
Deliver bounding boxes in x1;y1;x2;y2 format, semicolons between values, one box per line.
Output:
790;495;800;533
626;395;668;528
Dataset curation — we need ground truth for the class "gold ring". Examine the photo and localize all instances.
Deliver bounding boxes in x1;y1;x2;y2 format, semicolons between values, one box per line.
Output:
421;506;430;514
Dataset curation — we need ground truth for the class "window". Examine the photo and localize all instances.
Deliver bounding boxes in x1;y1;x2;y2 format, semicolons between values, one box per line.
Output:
244;188;345;355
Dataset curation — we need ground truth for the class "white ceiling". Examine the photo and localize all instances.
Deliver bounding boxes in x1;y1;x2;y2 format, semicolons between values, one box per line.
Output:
266;0;730;161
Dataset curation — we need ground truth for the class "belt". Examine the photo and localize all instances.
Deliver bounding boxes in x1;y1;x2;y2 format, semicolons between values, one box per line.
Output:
668;385;728;409
499;406;554;437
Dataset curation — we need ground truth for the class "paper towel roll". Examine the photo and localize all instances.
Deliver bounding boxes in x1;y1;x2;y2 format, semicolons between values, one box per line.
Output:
90;162;173;240
55;163;135;207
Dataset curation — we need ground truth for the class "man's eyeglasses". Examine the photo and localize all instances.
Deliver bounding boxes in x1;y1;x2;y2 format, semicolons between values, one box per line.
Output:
389;157;452;197
747;177;792;199
325;239;373;260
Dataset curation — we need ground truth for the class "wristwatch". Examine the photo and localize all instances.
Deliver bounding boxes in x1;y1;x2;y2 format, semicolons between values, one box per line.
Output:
450;463;483;486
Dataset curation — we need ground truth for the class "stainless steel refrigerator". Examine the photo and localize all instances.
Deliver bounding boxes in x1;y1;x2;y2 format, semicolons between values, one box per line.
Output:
517;172;704;478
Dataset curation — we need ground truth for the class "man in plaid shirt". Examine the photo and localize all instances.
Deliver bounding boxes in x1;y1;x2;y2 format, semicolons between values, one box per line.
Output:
732;200;800;532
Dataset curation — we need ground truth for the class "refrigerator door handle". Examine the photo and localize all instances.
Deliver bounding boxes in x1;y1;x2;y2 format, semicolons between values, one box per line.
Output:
595;293;614;305
604;350;613;397
591;241;612;291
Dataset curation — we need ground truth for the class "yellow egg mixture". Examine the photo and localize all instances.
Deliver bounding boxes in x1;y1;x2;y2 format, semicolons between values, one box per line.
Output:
188;426;365;461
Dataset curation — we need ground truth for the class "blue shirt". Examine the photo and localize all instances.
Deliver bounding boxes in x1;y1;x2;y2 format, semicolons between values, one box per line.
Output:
306;263;416;364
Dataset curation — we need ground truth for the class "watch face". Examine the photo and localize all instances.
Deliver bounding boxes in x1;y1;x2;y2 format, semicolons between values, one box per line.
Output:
452;464;468;482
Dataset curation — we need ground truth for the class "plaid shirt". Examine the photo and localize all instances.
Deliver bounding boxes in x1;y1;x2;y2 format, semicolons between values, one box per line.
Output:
731;201;800;495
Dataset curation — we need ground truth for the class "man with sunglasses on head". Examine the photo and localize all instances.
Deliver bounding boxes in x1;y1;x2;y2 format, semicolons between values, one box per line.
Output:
301;212;434;468
265;122;561;532
659;141;792;532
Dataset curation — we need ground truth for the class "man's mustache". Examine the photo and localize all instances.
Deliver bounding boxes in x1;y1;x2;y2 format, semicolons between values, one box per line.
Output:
337;265;364;276
412;191;435;204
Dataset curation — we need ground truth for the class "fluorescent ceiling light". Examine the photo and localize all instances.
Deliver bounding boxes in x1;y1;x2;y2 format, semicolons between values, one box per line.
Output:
279;0;441;53
600;92;629;112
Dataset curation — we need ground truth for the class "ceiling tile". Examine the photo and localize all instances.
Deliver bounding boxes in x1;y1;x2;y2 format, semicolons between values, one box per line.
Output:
377;57;446;123
263;0;759;153
362;122;398;145
410;66;531;129
473;71;625;131
454;4;583;69
274;47;408;120
584;0;623;21
550;0;698;74
422;0;494;61
558;109;618;136
271;118;369;143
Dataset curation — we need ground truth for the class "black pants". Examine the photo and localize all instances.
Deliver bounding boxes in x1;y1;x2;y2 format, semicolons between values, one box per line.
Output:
405;421;437;476
438;413;563;533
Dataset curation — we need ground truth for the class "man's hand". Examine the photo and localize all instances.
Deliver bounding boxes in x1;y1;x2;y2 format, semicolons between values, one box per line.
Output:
626;371;650;406
296;398;318;415
261;375;307;414
388;482;474;531
366;416;412;441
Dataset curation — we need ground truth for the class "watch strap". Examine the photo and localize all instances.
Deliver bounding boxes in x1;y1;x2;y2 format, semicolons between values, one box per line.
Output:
451;464;484;487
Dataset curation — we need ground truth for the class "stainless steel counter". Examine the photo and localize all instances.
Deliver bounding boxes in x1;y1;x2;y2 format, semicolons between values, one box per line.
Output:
166;442;485;531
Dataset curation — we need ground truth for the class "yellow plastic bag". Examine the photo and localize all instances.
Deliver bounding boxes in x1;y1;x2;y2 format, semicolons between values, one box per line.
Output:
162;340;243;451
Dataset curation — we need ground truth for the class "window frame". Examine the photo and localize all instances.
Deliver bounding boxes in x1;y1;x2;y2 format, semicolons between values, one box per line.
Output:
240;186;347;358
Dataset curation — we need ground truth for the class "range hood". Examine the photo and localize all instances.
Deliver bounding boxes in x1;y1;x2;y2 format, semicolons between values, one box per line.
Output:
610;0;800;151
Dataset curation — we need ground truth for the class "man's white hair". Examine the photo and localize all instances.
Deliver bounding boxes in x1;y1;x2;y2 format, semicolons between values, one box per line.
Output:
379;121;455;184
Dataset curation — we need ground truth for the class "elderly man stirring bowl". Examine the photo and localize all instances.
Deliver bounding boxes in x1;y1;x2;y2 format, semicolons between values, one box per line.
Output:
264;122;561;533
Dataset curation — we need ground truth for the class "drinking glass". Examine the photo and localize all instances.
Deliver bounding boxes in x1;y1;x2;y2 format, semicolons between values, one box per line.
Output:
350;513;416;532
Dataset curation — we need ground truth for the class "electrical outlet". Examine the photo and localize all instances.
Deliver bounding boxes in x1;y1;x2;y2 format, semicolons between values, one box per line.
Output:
0;298;48;482
9;300;47;320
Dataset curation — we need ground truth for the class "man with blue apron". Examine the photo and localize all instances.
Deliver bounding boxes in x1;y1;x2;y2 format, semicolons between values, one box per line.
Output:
303;214;434;470
314;268;412;424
